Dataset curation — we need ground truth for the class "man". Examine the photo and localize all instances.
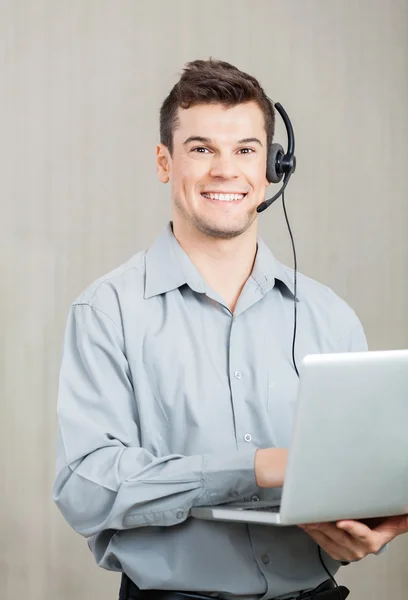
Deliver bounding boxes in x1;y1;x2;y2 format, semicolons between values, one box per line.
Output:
53;59;408;600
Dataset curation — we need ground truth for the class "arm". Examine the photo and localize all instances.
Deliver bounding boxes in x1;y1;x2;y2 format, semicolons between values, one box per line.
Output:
255;449;287;488
53;303;265;538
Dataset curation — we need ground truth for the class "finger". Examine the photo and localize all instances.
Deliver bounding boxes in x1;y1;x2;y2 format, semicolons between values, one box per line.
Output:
337;520;379;544
301;521;329;531
305;529;356;562
310;522;363;551
337;520;371;537
336;519;390;552
306;523;374;561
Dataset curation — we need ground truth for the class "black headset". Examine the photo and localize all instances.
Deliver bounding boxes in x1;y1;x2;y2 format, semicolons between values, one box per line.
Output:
257;101;300;379
259;104;343;599
257;103;296;214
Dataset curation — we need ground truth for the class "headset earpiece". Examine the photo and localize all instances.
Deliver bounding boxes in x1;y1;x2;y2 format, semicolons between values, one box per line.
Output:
258;102;296;213
266;143;285;184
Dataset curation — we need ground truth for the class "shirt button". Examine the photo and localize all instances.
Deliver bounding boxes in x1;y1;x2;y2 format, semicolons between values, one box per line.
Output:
251;495;260;502
176;511;184;519
234;371;242;380
244;433;252;442
261;554;270;565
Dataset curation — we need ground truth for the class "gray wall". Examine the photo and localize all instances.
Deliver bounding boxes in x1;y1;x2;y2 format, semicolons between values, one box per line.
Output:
1;1;407;599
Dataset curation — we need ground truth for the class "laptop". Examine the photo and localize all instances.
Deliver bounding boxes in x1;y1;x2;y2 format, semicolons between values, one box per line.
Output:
191;349;408;526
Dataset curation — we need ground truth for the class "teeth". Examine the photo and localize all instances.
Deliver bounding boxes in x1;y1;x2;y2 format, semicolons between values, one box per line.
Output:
202;193;245;201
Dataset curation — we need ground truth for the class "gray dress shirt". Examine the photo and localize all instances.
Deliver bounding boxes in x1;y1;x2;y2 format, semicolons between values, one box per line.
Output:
53;222;368;600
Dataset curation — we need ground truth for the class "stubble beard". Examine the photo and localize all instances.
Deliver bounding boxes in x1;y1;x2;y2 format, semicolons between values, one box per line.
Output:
173;196;258;240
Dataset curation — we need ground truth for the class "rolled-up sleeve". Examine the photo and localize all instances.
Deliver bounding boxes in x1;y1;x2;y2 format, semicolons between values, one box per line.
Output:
53;303;258;537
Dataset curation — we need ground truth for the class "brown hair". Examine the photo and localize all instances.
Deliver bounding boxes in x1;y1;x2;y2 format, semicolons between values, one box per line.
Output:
160;58;275;156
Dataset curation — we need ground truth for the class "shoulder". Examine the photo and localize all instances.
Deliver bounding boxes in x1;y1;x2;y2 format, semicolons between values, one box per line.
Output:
70;249;147;329
282;265;367;352
297;269;358;321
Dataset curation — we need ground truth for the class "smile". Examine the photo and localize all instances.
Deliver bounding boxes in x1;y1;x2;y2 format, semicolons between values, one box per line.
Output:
201;192;247;202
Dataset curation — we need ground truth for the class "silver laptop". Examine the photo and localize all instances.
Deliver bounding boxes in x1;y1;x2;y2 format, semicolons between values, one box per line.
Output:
191;349;408;526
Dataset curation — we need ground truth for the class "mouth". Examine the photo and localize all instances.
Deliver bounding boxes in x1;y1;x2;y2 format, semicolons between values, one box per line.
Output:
200;192;248;203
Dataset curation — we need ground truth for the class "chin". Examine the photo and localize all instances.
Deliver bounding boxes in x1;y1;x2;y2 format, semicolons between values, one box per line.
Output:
193;216;254;240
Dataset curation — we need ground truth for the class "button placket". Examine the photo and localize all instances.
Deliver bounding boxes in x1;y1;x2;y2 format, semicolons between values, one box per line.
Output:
229;316;256;448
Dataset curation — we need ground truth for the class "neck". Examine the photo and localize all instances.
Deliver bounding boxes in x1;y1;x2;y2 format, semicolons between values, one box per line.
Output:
171;219;258;312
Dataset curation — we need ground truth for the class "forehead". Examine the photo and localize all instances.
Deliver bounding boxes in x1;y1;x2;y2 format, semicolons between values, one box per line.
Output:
173;101;266;143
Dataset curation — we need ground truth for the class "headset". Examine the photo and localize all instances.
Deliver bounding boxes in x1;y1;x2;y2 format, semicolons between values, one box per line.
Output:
258;103;297;214
259;103;343;599
257;102;299;378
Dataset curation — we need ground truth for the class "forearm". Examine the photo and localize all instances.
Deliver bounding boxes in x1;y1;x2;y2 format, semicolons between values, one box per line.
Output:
53;439;258;537
255;448;287;488
54;303;282;537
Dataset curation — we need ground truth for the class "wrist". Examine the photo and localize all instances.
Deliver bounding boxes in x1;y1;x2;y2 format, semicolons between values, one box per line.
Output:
255;448;287;488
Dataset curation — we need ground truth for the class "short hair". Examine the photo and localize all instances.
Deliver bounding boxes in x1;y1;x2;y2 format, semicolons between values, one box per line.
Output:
160;58;275;156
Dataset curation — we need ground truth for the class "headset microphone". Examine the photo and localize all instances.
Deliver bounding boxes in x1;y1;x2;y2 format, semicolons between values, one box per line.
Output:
257;102;296;213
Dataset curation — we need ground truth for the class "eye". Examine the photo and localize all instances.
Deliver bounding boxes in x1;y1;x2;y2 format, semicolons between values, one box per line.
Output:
191;147;210;154
190;146;255;155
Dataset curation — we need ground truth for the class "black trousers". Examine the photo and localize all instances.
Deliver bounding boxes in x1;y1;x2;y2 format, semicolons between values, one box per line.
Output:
118;573;349;600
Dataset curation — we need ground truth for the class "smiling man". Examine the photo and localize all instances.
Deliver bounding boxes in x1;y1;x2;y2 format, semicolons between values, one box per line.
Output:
166;103;266;239
53;59;408;600
156;100;269;313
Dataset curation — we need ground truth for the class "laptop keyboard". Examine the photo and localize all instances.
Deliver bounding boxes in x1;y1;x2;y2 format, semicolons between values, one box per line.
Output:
245;505;280;512
237;504;281;512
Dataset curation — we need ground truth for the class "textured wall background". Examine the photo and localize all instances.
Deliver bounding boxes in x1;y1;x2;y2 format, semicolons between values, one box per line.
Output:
1;1;407;598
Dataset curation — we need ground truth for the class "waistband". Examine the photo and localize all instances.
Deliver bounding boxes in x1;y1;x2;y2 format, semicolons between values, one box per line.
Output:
119;575;349;600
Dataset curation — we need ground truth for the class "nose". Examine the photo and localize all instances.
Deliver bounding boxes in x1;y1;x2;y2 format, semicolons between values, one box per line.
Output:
208;154;240;180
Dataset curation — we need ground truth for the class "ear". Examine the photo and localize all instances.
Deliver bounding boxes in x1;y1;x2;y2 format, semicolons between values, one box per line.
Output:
156;144;171;183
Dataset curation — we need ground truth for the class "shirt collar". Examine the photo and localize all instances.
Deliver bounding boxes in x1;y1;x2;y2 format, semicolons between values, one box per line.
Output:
144;222;297;301
251;235;298;301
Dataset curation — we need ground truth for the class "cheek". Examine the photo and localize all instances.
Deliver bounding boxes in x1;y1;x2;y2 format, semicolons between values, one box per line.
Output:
180;165;208;195
174;159;202;186
243;161;266;187
255;165;267;185
170;167;187;197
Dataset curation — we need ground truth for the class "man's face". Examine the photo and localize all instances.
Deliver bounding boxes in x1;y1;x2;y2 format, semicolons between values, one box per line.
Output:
156;101;270;240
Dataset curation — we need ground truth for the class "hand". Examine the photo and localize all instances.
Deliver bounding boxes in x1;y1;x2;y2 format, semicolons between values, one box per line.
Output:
255;448;288;488
299;514;408;562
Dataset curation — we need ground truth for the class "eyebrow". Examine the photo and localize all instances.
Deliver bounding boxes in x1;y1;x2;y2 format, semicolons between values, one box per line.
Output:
183;136;263;147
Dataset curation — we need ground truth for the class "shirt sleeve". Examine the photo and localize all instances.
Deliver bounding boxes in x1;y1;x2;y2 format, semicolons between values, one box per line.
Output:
53;303;258;538
339;305;368;352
